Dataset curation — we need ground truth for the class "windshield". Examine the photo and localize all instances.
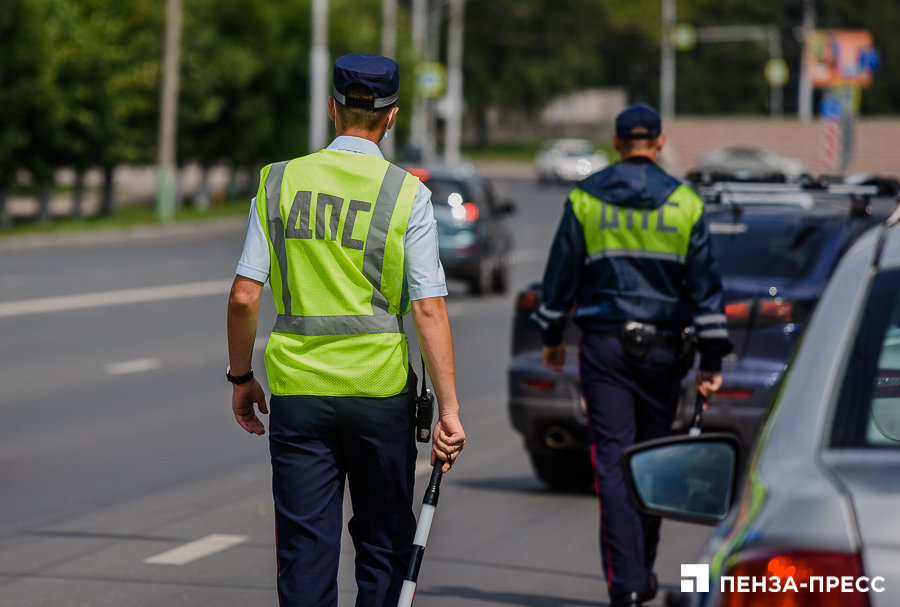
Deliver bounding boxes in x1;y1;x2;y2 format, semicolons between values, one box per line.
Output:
709;215;840;280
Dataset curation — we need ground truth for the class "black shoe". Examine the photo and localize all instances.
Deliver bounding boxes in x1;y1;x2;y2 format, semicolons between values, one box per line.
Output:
640;572;658;602
609;591;642;607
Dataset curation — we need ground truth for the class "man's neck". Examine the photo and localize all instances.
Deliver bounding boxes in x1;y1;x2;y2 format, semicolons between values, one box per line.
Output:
620;152;657;164
335;127;383;145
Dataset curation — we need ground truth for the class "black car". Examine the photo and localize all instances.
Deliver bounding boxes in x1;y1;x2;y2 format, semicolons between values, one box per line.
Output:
508;183;889;490
405;165;515;294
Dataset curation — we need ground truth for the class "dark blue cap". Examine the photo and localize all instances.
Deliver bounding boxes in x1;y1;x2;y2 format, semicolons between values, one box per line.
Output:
615;103;662;139
333;54;400;109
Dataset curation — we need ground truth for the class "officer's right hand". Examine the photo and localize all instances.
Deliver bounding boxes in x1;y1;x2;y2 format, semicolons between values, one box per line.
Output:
431;413;465;474
232;378;268;436
542;344;566;372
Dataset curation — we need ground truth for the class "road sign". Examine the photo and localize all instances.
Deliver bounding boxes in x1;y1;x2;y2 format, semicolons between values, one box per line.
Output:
807;30;878;88
416;63;447;99
671;24;697;51
765;58;789;87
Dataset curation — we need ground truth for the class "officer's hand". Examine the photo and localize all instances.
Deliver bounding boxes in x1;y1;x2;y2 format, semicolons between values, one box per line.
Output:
542;344;566;372
431;413;465;474
696;370;723;398
232;378;268;436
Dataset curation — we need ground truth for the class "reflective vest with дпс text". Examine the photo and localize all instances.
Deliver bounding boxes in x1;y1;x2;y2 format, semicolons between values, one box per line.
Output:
257;151;420;397
570;184;703;266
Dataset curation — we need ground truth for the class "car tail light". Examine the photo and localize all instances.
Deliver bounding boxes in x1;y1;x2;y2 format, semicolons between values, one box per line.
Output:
725;300;753;325
517;291;539;312
720;551;870;607
524;380;555;391
757;297;794;324
407;168;431;181
714;389;753;400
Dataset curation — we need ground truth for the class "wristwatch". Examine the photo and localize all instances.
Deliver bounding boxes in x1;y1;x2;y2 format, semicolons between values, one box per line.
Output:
226;366;254;385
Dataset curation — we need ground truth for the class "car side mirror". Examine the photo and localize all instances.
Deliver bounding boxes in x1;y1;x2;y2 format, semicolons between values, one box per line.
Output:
621;434;741;526
499;200;516;216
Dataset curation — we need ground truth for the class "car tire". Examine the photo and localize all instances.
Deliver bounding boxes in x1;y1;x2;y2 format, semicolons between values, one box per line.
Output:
469;258;493;296
529;450;594;492
492;252;511;293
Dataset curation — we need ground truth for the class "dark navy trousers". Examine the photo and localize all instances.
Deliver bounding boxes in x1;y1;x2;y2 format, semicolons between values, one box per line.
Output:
579;333;684;600
268;372;417;607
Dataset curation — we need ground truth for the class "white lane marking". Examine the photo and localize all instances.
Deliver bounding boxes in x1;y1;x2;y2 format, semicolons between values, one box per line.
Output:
514;248;548;265
0;279;234;319
144;533;248;566
106;358;161;375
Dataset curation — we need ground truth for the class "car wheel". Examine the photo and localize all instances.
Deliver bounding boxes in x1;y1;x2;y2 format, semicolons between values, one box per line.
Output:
492;252;511;293
529;450;594;492
469;259;493;295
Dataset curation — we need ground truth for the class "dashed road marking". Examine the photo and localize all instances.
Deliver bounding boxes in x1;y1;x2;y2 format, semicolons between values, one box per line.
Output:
0;279;234;319
106;358;161;375
144;533;248;566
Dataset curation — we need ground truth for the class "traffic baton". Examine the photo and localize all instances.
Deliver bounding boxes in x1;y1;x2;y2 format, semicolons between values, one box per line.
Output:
688;391;707;436
397;460;445;607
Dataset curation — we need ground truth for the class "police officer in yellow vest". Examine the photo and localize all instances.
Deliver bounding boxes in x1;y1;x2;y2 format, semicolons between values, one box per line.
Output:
226;54;465;607
532;104;731;607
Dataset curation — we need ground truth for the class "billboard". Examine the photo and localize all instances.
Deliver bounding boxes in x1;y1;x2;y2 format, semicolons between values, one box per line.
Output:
807;30;879;88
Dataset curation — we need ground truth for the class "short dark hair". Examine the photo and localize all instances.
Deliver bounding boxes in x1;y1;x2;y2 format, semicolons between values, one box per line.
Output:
335;83;392;131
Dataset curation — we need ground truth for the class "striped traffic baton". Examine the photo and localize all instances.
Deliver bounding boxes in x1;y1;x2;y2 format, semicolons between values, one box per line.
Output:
397;460;446;607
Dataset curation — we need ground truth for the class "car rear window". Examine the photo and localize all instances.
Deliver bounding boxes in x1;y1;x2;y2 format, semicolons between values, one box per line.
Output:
831;268;900;448
709;215;839;280
423;178;472;207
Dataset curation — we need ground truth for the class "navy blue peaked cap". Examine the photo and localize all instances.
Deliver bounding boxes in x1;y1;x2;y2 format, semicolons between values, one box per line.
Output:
615;103;662;139
333;54;400;109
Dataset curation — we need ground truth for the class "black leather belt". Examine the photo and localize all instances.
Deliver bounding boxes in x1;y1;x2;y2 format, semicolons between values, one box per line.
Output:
599;329;681;352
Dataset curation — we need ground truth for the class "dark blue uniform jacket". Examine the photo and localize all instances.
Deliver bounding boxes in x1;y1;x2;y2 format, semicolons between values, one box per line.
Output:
533;157;731;371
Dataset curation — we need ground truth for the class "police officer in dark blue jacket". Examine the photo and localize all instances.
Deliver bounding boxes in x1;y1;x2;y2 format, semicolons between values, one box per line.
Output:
532;104;731;607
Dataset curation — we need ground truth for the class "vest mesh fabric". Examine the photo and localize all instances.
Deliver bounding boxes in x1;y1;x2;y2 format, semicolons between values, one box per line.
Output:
257;150;419;397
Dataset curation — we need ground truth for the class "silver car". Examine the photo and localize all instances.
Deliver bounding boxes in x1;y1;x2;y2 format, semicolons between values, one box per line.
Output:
623;206;900;606
534;138;609;184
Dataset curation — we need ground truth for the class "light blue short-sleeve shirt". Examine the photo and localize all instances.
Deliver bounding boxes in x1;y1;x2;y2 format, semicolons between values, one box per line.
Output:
236;136;447;301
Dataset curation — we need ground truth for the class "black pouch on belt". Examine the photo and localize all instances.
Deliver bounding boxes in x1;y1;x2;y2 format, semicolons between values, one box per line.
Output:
620;320;656;360
415;356;434;443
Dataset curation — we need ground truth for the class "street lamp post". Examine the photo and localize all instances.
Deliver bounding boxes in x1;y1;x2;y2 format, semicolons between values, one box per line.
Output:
156;0;183;222
309;0;329;154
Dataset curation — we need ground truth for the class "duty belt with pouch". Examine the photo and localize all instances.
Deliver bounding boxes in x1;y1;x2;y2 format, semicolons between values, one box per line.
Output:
619;321;697;373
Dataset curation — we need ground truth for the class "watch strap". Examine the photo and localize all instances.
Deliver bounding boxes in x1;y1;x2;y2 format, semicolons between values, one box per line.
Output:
226;367;254;385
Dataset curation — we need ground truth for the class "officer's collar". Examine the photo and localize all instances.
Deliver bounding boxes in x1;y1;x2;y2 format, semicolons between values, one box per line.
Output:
621;155;656;165
328;136;385;159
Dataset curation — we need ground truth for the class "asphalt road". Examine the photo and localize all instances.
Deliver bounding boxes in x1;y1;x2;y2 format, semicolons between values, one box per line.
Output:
0;177;711;607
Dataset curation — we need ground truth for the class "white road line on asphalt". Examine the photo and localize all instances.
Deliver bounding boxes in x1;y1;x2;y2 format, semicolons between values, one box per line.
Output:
144;533;248;566
106;358;161;375
0;278;234;319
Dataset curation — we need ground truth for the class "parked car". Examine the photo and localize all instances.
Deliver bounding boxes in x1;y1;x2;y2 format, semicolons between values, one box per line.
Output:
688;146;811;184
404;165;516;294
623;205;900;606
534;138;609;184
508;183;887;489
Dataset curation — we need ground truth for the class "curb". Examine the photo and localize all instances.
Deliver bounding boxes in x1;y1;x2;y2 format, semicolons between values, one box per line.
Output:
0;215;247;252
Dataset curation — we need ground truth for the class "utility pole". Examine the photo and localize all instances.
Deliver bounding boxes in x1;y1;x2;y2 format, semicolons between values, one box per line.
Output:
444;0;465;165
156;0;183;222
798;0;816;122
380;0;398;159
309;0;329;153
660;0;676;119
410;0;428;157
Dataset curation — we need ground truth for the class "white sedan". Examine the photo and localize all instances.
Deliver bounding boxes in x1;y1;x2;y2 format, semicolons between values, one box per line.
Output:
534;138;609;184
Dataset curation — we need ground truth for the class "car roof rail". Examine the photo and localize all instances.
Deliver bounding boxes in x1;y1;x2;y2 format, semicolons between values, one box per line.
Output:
695;181;879;216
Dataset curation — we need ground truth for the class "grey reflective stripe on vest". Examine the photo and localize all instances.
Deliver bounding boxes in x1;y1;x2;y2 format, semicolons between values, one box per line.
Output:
584;249;685;265
274;313;403;336
364;164;408;314
266;161;291;313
